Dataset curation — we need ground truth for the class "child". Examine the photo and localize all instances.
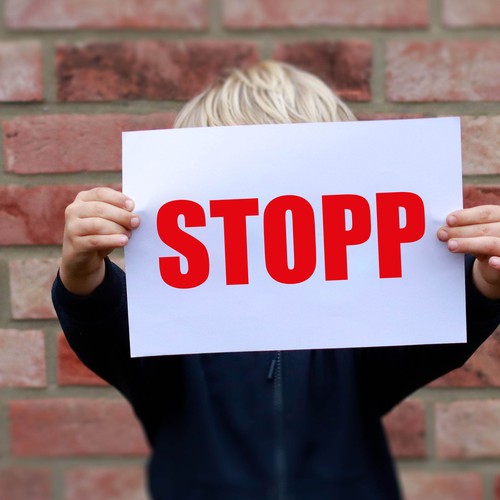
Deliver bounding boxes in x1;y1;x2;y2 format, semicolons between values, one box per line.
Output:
53;61;500;500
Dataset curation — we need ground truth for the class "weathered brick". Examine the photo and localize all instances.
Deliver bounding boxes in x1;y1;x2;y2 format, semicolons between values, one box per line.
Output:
0;468;51;500
0;41;43;102
9;259;58;319
223;0;428;28
436;400;500;458
463;185;500;209
401;471;483;500
274;40;372;101
0;329;46;387
443;0;500;27
386;41;500;102
494;474;500;500
58;333;107;386
0;184;105;245
10;399;149;457
461;116;500;175
9;257;123;320
56;41;259;102
5;0;208;30
64;467;147;500
383;399;425;458
3;113;176;174
431;330;500;387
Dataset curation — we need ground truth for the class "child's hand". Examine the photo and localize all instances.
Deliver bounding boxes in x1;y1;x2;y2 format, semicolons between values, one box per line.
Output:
438;205;500;299
60;187;140;295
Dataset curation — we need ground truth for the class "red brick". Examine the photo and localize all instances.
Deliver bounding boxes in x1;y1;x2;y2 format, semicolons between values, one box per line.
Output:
386;41;500;102
56;41;259;102
494;474;500;500
64;467;147;500
10;398;149;457
58;333;107;386
0;41;43;102
401;471;483;500
5;0;208;30
382;399;426;458
461;116;500;175
0;329;45;387
431;330;500;387
0;184;107;245
274;41;372;101
3;113;175;174
436;400;500;458
9;259;58;319
0;468;51;500
223;0;428;28
463;185;500;209
443;0;500;27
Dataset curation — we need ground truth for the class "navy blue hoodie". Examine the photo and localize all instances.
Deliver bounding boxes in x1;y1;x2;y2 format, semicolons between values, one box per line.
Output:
52;256;500;499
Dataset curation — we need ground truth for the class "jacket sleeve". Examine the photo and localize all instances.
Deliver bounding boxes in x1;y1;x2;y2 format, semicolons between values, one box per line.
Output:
52;258;185;444
358;255;500;416
52;258;141;400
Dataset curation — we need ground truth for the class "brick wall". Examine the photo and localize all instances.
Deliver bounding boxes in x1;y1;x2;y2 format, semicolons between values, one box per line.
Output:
0;0;499;499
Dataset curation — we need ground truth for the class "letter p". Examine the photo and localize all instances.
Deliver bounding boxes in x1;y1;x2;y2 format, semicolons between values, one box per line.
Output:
376;192;425;279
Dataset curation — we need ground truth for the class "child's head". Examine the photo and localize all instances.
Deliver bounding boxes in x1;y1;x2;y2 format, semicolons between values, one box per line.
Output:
174;60;356;128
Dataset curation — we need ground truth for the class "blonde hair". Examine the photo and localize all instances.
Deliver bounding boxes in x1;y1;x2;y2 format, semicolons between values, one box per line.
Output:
174;60;356;128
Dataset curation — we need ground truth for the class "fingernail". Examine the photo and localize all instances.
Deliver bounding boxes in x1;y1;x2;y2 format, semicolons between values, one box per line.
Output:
448;240;458;251
118;235;129;245
437;229;448;241
131;216;140;228
125;199;135;211
446;215;457;226
490;257;500;268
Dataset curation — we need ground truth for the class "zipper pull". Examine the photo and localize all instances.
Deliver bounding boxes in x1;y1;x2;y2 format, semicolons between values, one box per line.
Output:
267;358;277;380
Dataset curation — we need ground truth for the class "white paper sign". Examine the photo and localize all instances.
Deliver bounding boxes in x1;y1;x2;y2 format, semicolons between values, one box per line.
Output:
123;118;465;357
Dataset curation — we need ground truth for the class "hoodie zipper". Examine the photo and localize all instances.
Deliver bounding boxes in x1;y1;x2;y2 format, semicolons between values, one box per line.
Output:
269;351;286;500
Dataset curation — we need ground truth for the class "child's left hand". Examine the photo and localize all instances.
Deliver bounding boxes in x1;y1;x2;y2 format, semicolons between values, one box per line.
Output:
438;205;500;300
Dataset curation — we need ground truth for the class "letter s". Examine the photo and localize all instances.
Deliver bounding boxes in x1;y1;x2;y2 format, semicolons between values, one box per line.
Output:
157;200;209;288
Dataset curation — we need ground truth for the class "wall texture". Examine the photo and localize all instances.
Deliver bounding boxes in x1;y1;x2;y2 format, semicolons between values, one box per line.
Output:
0;0;499;498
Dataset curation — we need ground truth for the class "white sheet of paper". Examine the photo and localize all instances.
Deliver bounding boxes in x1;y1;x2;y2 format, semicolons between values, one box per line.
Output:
123;117;465;357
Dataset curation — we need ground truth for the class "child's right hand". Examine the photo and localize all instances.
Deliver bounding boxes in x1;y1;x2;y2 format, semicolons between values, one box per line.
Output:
60;187;140;295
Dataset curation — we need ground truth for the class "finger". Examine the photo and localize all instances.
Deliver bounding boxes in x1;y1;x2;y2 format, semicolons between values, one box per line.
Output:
76;187;135;211
73;233;130;253
489;256;500;271
447;236;500;256
437;221;500;241
67;201;140;230
446;205;500;228
70;217;133;238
